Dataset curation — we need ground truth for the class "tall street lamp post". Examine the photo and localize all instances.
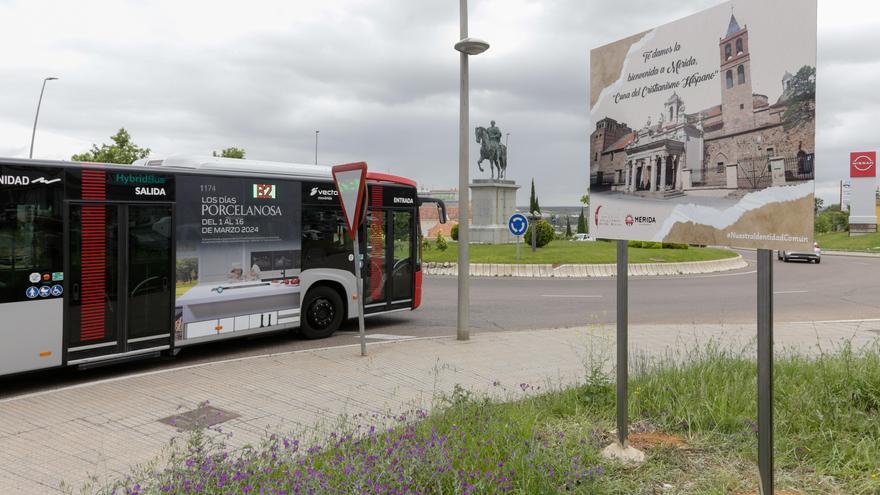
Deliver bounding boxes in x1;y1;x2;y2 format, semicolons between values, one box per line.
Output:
315;130;319;164
454;0;489;342
29;77;59;159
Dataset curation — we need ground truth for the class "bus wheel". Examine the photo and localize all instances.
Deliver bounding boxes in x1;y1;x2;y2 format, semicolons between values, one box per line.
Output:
301;286;344;339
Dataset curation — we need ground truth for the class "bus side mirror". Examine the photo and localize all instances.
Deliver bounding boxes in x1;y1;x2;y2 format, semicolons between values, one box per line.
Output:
417;197;448;224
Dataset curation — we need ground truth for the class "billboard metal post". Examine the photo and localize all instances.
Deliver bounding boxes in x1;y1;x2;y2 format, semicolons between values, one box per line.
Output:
616;239;628;446
352;234;366;357
757;248;774;494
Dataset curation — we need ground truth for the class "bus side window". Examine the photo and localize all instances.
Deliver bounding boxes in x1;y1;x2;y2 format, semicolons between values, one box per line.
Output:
0;174;63;304
302;206;353;272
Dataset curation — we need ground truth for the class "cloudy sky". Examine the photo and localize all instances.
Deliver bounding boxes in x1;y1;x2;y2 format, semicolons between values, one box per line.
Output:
0;0;876;205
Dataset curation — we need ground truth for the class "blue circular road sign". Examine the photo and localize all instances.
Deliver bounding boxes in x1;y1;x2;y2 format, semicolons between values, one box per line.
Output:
508;213;529;237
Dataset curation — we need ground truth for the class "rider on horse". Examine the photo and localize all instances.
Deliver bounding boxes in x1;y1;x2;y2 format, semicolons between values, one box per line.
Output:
487;120;503;164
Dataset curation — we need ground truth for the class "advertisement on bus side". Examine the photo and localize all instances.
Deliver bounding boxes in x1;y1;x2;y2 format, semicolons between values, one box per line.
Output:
174;175;302;341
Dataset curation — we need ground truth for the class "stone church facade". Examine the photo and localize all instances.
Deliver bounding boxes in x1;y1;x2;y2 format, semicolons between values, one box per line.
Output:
590;14;815;197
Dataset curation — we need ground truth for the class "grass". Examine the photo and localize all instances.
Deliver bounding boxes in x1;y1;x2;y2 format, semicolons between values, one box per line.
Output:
816;231;880;252
423;240;737;264
102;341;880;494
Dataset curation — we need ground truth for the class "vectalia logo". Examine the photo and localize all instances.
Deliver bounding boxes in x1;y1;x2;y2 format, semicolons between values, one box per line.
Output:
625;214;634;226
310;186;338;198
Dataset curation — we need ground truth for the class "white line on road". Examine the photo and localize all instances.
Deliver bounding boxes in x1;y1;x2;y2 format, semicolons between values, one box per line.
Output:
540;294;603;298
362;334;417;340
774;290;809;294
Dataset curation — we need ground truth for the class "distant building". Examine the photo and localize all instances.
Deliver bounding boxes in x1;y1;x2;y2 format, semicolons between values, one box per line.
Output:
418;187;467;238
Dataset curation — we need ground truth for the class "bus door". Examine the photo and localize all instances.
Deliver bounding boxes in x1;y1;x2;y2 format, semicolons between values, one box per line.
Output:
65;202;174;364
362;185;416;314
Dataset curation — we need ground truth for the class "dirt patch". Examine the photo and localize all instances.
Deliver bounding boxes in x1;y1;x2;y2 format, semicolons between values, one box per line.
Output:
628;432;687;449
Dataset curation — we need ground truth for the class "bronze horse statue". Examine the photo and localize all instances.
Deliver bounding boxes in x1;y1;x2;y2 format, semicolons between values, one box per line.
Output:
475;127;507;180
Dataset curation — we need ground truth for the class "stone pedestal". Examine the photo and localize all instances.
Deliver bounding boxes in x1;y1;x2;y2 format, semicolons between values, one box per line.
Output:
469;179;520;244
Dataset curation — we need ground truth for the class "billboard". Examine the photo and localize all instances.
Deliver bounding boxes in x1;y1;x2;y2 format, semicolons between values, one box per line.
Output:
589;0;816;249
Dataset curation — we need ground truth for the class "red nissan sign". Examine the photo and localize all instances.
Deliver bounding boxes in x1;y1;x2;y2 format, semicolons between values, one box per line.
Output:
850;152;876;178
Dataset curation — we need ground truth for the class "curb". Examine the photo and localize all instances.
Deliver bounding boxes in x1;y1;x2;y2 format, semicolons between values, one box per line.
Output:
423;254;747;278
821;250;880;258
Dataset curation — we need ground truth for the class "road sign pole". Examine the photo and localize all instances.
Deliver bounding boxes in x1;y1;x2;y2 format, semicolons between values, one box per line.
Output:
757;248;774;494
332;162;369;357
516;234;520;262
616;239;629;447
353;234;367;357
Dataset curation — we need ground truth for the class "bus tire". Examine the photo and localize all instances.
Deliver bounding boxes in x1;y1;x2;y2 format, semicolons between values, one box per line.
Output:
300;286;344;339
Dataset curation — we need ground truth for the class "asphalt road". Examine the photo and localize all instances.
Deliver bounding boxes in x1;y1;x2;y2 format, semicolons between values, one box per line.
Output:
3;250;879;398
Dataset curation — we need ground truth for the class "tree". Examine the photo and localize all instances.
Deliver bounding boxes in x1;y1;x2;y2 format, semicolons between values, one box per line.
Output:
814;197;824;214
580;193;590;206
435;232;448;251
534;195;541;214
577;208;587;234
565;216;572;238
71;128;150;164
529;179;537;213
213;147;246;159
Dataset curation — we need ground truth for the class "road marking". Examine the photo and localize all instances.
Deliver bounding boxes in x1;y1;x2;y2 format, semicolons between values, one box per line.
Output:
361;333;416;340
774;290;809;294
647;270;757;281
540;294;603;298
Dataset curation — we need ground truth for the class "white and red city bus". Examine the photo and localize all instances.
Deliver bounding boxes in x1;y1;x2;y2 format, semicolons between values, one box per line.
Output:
0;155;446;375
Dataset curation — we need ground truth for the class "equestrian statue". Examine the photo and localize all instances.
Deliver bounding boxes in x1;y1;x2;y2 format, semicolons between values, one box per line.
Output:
475;120;508;180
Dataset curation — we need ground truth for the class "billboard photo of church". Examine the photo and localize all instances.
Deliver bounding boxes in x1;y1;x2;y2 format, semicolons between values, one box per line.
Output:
589;0;816;249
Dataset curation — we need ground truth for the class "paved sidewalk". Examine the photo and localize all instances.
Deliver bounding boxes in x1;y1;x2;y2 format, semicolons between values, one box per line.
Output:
1;319;878;493
423;254;747;278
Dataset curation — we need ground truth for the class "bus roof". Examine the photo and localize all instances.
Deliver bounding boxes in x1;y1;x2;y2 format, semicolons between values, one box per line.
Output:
133;155;333;180
0;155;417;188
135;156;417;187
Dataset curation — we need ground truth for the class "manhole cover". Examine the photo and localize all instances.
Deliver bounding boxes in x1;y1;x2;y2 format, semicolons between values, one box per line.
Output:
159;405;239;431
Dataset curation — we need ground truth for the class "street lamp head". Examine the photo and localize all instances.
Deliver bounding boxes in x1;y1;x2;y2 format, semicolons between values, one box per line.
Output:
454;37;490;55
45;77;59;81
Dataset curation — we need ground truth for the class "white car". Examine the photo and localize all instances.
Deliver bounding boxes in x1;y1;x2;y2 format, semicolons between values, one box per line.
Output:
573;233;596;242
778;242;821;263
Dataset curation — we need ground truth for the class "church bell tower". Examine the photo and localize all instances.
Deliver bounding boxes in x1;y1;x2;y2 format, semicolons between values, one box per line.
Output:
719;14;754;133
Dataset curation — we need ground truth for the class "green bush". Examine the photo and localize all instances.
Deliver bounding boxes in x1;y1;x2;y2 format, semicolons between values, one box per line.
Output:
450;224;459;241
628;240;643;248
814;214;832;234
661;242;689;249
523;219;554;248
435;232;448;251
421;236;431;251
628;240;663;249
